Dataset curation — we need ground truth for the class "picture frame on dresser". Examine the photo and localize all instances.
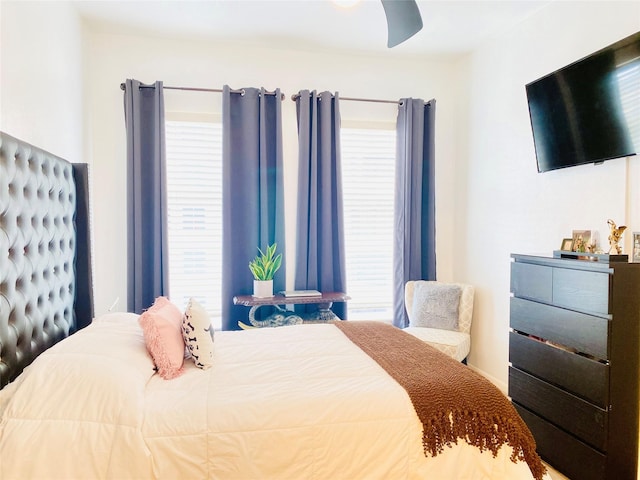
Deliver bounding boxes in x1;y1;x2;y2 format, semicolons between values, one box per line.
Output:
571;229;591;252
633;232;640;262
560;238;573;251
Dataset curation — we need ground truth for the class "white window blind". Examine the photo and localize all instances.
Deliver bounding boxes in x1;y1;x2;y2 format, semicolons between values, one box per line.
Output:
165;120;223;330
341;127;396;322
616;61;640;152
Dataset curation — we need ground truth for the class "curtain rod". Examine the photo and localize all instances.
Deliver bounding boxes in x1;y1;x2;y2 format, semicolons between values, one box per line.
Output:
290;92;400;105
119;82;285;100
119;83;399;105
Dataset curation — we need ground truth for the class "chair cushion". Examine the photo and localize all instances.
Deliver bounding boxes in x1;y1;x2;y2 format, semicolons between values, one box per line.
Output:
403;327;471;362
409;282;461;331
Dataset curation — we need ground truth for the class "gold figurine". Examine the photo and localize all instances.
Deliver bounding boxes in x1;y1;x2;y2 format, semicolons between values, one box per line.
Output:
607;219;627;255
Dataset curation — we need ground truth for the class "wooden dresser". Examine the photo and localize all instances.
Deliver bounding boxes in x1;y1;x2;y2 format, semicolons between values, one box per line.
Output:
509;253;640;480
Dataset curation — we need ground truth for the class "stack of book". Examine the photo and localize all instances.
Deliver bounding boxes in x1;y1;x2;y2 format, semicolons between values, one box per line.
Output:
279;290;322;297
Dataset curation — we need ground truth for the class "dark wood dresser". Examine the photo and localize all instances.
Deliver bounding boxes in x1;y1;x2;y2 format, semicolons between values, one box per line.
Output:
509;253;640;480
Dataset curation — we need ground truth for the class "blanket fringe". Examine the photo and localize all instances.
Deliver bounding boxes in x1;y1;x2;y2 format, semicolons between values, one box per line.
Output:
422;410;546;480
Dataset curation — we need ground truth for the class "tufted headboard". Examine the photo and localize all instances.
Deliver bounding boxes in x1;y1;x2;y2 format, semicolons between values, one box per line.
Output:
0;131;94;389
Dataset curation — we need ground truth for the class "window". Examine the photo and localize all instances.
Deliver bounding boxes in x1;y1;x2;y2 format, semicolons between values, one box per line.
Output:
341;127;396;321
165;121;394;327
616;60;640;152
165;120;223;329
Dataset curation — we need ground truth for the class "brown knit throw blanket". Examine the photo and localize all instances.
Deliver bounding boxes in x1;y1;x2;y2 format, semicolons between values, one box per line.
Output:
333;321;546;480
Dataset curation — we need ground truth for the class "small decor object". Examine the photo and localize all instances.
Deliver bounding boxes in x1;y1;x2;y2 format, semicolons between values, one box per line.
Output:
607;219;626;255
249;243;282;298
560;238;573;251
572;230;591;253
245;305;303;328
633;232;640;262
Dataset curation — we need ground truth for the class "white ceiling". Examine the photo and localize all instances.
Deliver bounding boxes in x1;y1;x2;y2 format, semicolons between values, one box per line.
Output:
73;0;553;56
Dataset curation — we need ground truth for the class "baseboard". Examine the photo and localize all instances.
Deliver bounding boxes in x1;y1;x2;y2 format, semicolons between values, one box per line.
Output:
467;364;508;395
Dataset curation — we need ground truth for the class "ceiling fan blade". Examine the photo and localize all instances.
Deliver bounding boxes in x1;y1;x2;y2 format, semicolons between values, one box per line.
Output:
381;0;423;48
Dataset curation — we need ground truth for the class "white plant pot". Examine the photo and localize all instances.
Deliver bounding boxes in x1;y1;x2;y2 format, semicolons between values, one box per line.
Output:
253;279;273;298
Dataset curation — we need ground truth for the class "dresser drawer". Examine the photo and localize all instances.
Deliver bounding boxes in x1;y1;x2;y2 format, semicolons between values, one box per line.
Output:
511;262;552;303
511;261;611;315
509;332;609;407
509;367;607;451
510;297;609;359
514;403;606;480
552;268;611;315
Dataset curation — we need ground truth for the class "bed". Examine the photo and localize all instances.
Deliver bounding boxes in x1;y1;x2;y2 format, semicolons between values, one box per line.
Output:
0;131;547;479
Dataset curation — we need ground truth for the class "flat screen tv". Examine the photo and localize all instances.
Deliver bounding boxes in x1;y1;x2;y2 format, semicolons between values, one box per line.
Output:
526;31;640;173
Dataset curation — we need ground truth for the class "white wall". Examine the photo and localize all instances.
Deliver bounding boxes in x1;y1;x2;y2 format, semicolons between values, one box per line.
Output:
3;0;639;388
83;27;464;318
0;1;84;161
459;1;640;387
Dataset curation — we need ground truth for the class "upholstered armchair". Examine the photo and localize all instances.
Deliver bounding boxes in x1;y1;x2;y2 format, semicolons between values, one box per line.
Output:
403;280;475;363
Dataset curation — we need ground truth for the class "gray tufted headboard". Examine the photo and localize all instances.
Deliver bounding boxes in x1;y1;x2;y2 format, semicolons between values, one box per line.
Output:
0;131;94;389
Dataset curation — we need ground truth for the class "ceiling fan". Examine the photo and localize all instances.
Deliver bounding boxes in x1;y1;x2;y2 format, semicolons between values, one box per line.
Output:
380;0;423;48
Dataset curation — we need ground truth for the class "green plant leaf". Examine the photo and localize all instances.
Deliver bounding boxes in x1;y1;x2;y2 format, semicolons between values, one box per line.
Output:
248;243;282;280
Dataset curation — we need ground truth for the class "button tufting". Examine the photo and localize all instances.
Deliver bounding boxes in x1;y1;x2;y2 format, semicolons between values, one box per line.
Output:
1;132;82;389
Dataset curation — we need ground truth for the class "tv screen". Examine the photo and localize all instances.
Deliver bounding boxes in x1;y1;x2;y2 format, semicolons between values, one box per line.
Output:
526;31;640;173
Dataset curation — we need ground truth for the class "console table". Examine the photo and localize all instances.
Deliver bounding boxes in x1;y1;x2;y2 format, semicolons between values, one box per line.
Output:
232;292;350;329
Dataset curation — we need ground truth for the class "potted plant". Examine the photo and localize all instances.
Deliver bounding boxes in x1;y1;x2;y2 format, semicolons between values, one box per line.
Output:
248;243;282;298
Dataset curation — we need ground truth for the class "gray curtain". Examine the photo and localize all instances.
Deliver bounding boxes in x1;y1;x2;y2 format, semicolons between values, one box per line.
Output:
393;98;436;328
124;79;169;314
221;86;286;330
294;90;347;319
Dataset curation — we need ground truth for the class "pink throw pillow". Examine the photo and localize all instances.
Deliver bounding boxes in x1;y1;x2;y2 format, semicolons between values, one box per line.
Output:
138;297;185;379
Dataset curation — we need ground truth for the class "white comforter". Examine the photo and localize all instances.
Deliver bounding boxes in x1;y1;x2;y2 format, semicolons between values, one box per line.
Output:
0;312;542;479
